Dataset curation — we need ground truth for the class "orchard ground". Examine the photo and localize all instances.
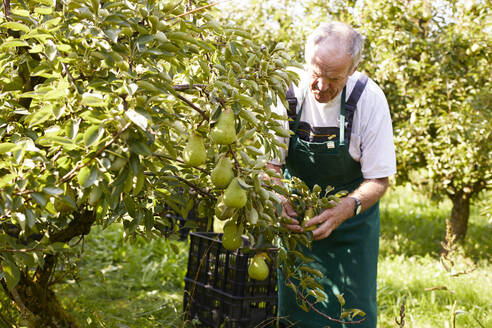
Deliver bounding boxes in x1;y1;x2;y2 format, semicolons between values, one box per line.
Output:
55;184;491;327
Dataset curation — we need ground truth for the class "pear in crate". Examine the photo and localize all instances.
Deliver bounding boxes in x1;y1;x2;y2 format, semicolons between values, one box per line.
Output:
222;220;242;251
248;253;269;281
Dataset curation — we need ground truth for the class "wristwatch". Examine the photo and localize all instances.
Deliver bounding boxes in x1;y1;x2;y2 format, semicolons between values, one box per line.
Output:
348;196;362;216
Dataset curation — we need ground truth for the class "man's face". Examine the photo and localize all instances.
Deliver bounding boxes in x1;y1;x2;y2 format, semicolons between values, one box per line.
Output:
306;44;354;103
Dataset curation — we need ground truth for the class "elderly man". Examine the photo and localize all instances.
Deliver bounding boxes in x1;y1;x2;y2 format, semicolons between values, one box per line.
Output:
268;22;396;327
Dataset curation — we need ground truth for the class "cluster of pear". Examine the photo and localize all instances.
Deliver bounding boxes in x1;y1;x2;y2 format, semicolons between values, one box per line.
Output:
183;109;248;208
182;109;269;281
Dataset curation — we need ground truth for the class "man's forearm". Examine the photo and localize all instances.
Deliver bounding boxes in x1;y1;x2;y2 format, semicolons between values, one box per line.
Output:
346;177;389;214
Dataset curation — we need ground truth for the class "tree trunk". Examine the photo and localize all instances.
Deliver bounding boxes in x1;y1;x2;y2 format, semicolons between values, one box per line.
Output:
448;190;470;242
1;264;80;328
1;210;95;327
17;272;80;328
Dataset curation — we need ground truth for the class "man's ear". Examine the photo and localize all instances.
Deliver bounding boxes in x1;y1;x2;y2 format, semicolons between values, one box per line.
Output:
349;63;359;75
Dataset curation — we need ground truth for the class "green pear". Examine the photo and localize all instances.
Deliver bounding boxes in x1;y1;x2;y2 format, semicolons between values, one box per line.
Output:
222;221;242;251
223;177;247;208
214;195;235;221
183;133;206;166
246;207;259;225
211;156;234;189
211;109;236;145
248;253;269;281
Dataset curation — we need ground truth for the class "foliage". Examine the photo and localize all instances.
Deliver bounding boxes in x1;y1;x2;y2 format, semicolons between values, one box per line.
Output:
361;0;491;197
0;0;329;325
360;0;491;240
216;0;359;63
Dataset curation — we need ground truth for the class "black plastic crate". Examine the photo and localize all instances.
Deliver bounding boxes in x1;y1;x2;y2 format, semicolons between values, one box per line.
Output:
183;232;278;328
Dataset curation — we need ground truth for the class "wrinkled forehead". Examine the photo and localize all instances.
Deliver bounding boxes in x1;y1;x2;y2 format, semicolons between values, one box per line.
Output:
306;41;352;75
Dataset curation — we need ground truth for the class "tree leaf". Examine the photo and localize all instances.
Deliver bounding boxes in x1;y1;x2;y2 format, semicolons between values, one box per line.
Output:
336;294;346;307
1;259;20;291
34;7;53;15
42;187;64;195
0;143;17;154
84;125;103;147
31;192;47;207
236;177;252;189
169;242;180;254
129;141;151;156
1;22;30;33
125;109;148;131
123;196;136;218
81;92;106;107
0;40;28;49
77;166;91;188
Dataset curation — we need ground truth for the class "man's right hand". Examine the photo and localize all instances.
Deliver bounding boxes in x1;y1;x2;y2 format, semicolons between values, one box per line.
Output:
280;196;302;232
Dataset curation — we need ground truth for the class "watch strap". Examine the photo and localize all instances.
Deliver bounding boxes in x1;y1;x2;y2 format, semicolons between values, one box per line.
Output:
348;196;361;216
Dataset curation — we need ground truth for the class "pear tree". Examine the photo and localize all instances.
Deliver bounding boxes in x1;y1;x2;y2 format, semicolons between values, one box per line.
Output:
0;0;308;326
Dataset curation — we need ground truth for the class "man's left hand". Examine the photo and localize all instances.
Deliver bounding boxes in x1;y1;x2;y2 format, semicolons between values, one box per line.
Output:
303;197;355;240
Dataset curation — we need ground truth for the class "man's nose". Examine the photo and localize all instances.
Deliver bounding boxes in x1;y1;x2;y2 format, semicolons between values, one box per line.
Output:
316;78;330;92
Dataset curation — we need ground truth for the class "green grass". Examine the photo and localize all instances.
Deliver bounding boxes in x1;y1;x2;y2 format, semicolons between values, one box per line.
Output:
56;227;189;327
378;184;491;327
55;184;491;327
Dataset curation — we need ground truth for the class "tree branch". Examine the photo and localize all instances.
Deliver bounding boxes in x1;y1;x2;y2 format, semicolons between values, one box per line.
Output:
50;209;95;243
2;0;11;21
285;275;367;325
173;84;207;91
175;93;207;119
0;246;44;253
173;175;214;199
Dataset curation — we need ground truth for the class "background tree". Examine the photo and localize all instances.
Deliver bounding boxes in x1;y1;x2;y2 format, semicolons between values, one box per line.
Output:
359;0;491;242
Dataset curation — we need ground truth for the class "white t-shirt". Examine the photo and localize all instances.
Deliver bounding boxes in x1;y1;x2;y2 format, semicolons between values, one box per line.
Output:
271;70;397;179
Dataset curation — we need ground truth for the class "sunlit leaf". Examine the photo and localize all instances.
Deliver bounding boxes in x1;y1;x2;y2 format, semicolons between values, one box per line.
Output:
125;109;148;131
1;22;30;33
81;92;106;107
1;259;20;291
84;125;103;147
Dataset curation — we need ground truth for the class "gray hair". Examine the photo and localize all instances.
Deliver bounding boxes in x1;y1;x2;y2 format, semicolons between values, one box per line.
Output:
305;22;364;72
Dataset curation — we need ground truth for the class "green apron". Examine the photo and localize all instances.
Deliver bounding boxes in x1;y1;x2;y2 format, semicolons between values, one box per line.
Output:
278;84;380;328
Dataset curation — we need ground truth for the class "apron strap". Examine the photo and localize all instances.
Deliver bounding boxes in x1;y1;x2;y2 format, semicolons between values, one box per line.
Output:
344;74;369;146
286;82;297;116
339;87;347;146
291;87;307;132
